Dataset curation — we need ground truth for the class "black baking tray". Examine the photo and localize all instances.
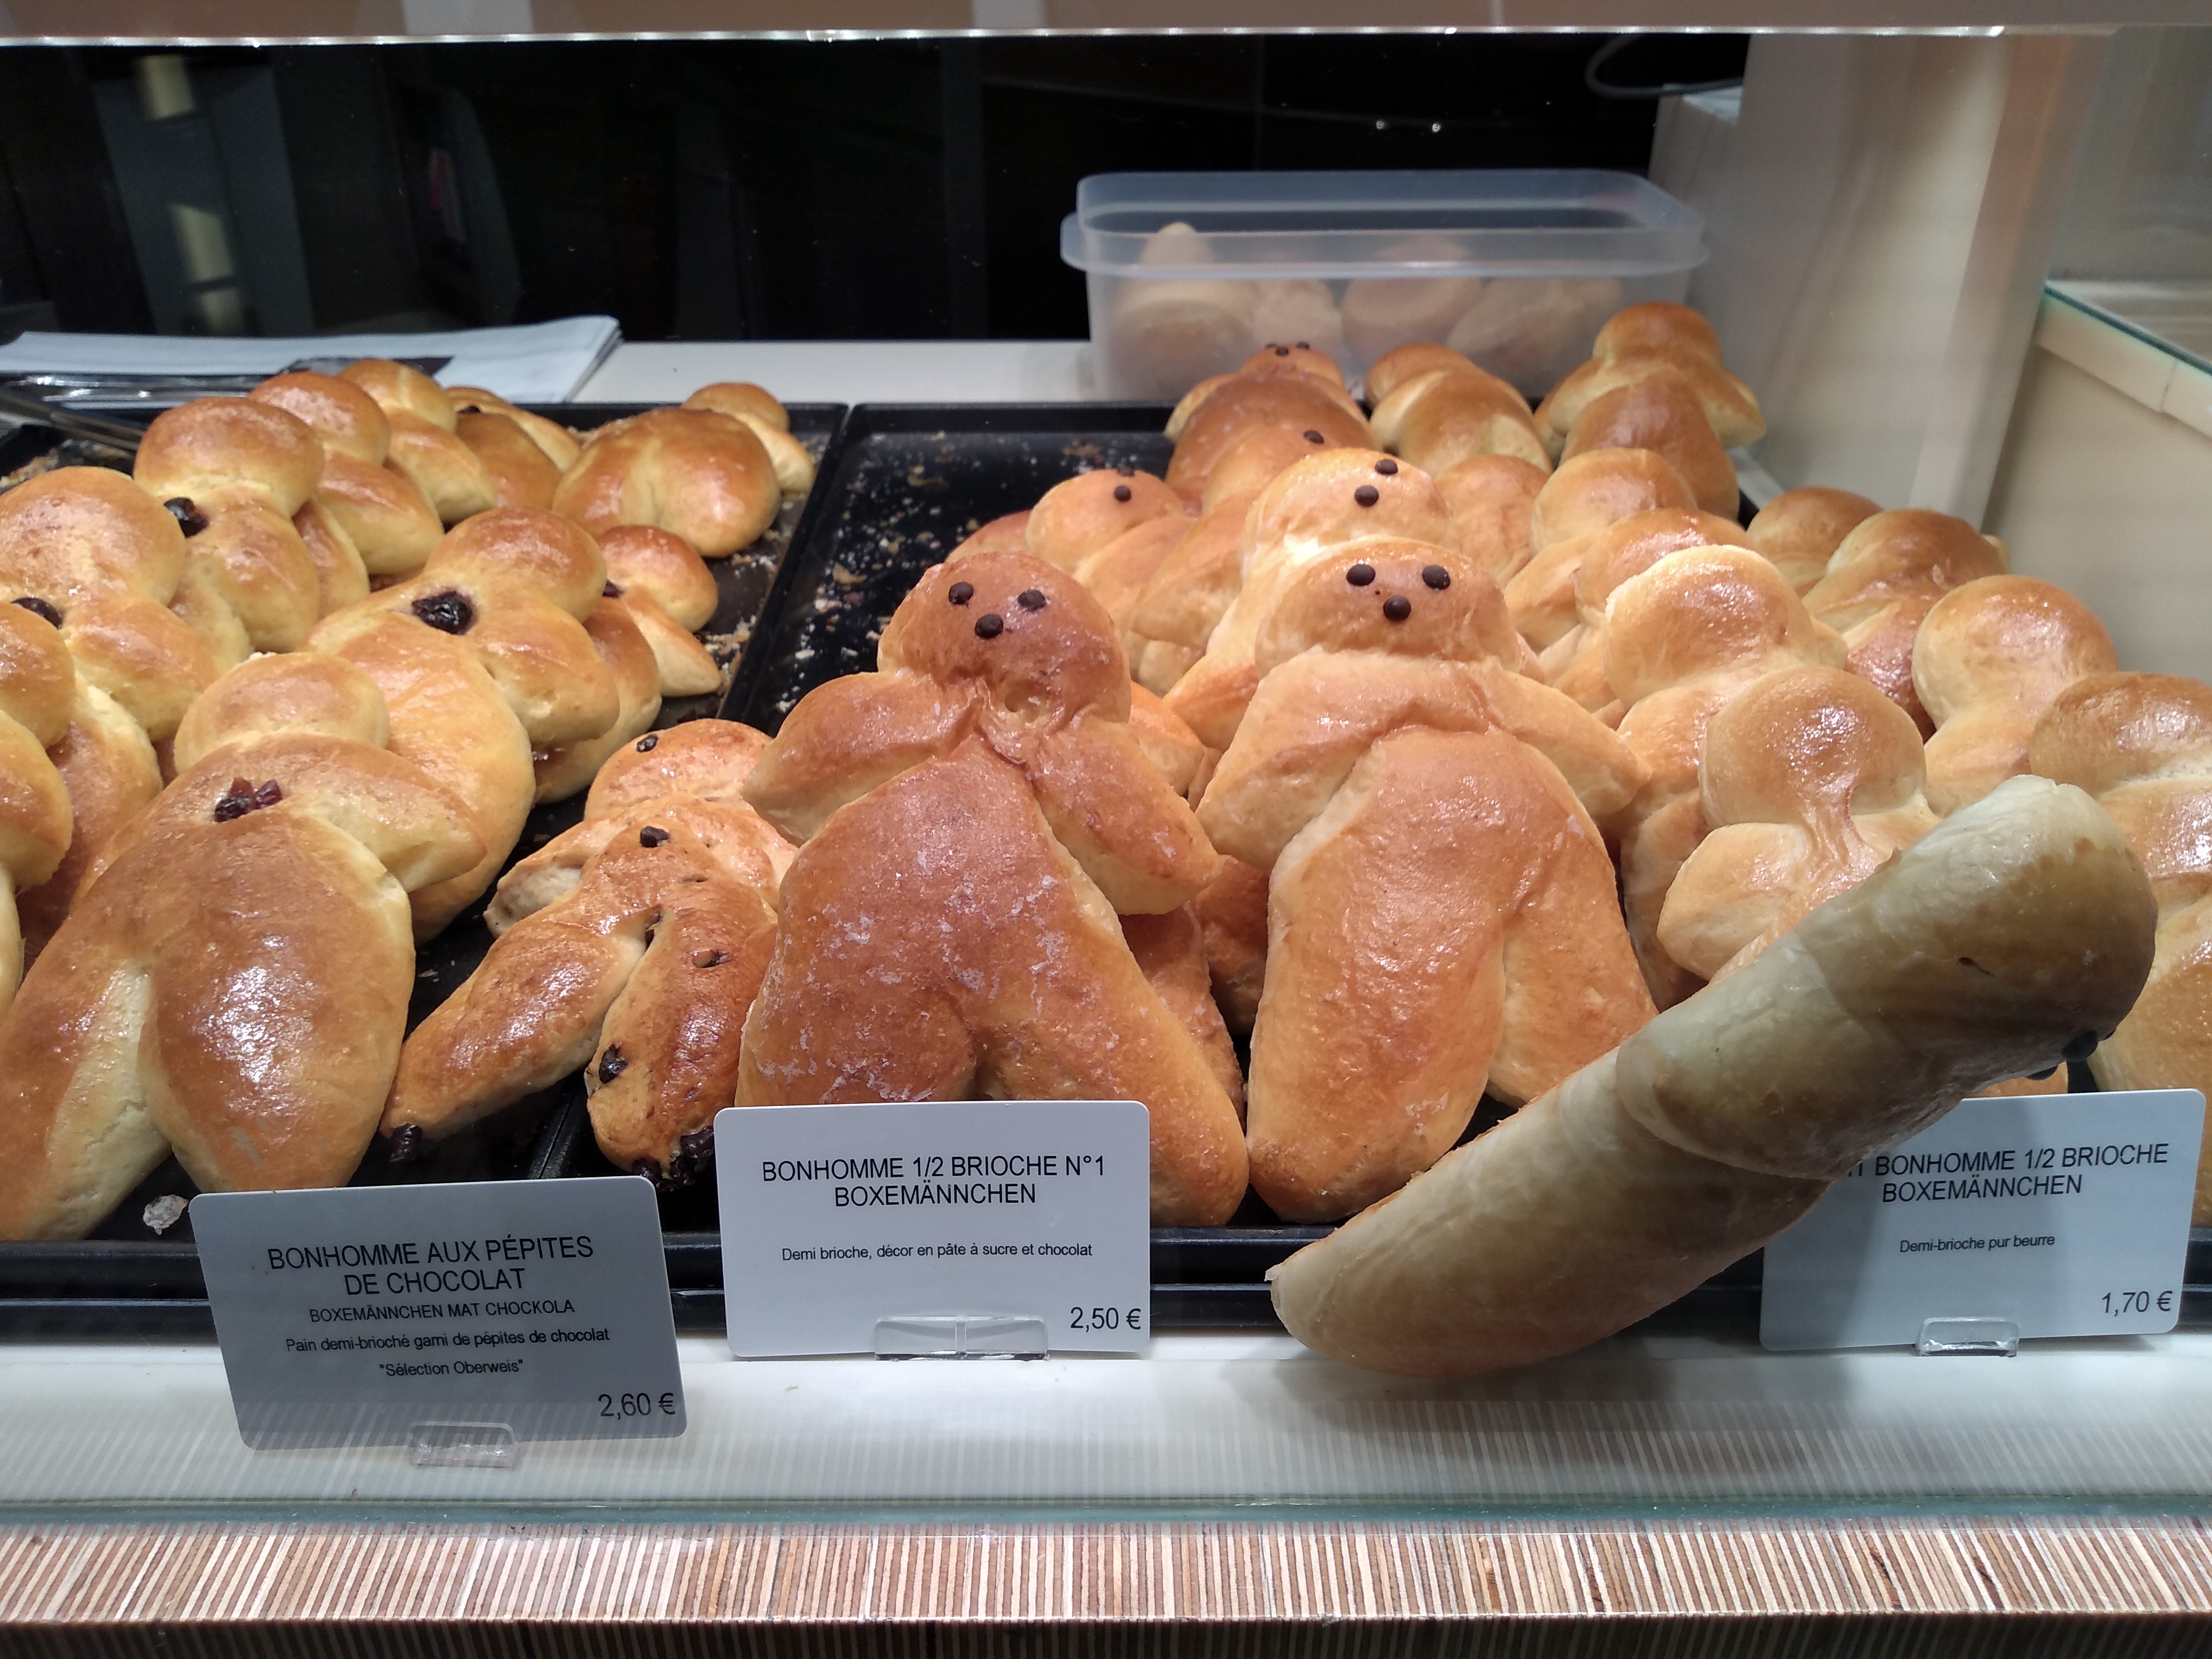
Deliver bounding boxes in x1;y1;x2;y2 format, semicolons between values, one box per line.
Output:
0;397;849;1334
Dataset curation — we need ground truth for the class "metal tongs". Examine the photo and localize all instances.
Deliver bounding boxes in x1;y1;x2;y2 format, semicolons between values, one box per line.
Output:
0;382;146;453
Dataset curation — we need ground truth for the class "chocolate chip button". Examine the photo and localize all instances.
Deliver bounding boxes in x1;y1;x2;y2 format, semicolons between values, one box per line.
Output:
598;1048;628;1083
10;596;61;627
1112;484;1132;502
1375;458;1398;475
1422;565;1451;590
1354;485;1379;507
1274;346;1291;356
387;1124;425;1164
975;613;1004;639
639;825;669;848
1296;340;1312;349
635;733;658;752
948;581;974;606
163;497;208;538
1017;588;1048;611
1303;430;1323;443
1383;595;1412;622
1346;564;1376;587
213;777;284;823
602;580;623;597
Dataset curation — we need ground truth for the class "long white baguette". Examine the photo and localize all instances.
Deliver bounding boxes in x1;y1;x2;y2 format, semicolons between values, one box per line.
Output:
1270;775;2157;1377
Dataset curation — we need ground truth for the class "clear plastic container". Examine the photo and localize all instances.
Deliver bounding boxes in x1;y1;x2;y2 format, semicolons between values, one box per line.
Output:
1060;169;1706;400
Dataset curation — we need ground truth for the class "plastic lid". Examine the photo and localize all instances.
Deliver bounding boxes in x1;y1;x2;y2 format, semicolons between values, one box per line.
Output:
1060;169;1704;280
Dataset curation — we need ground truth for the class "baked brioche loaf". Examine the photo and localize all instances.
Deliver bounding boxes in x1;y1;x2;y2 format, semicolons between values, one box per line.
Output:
1273;773;2155;1376
1434;454;1548;586
1560;375;1737;517
1913;574;2116;815
1019;466;1185;573
1367;358;1551;475
1747;486;1880;594
1803;508;2007;734
553;407;783;557
1504;448;1697;650
1535;301;1766;454
1166;373;1370;494
681;384;817;497
738;551;1245;1225
1541;507;1760;710
1601;546;1846;1006
2031;673;2212;1218
341;358;499;525
0;677;482;1239
251;371;439;592
0;604;73;1017
1658;665;1938;983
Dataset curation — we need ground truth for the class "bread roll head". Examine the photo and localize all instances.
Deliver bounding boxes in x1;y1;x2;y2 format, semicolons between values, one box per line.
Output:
457;409;563;510
1254;540;1518;675
552;407;780;558
1538;347;1766;451
1747;486;1880;594
1370;367;1551;475
1272;773;2154;1375
0;467;189;609
1364;342;1478;405
312;450;443;578
1024;466;1184;572
1249;282;1348;372
586;717;772;821
1109;279;1255;401
446;387;583;472
249;372;391;465
1803;508;2007;627
1239;448;1453;572
598;524;717;632
1239;341;1344;386
1913;575;2117;815
341;358;457;431
135;398;325;517
172;652;390;774
1165;374;1371;493
1594;300;1724;365
1527;447;1696;554
2030;672;2212;909
682;381;791;431
1434;454;1546;585
1603;546;1845;710
1203;426;1338;509
1561;376;1738;517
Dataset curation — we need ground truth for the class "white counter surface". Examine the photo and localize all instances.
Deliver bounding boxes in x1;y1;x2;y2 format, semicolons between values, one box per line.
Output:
577;339;1096;407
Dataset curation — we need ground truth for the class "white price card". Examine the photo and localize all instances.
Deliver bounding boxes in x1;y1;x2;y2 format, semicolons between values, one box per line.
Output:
1761;1090;2204;1352
192;1176;684;1450
715;1101;1151;1358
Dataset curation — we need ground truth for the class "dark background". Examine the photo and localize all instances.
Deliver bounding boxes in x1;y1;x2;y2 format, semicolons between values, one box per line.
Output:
0;35;1746;345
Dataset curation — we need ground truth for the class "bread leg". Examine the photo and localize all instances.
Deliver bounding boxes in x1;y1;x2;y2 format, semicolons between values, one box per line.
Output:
1272;775;2157;1375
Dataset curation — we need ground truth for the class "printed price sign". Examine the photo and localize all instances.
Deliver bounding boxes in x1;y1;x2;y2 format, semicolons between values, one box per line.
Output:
1762;1089;2203;1351
193;1176;684;1450
715;1101;1151;1357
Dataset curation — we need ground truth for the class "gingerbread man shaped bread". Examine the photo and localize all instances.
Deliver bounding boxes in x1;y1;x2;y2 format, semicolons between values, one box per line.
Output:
739;550;1246;1226
387;720;794;1185
0;653;482;1239
0;604;72;1017
1196;541;1654;1221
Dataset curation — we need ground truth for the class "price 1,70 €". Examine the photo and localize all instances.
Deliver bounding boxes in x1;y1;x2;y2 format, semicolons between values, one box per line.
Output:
1069;1305;1143;1333
2102;1289;2175;1316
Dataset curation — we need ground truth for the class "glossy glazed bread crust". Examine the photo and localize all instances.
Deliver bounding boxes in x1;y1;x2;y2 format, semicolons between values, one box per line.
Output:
553;408;782;558
1367;366;1551;475
1272;775;2156;1376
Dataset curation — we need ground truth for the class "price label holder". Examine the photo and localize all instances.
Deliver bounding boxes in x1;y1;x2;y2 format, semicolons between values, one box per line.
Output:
1761;1088;2205;1353
192;1176;684;1453
714;1101;1151;1359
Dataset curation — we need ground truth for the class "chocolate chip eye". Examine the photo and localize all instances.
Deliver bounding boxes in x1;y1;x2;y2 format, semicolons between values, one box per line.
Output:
1383;595;1412;622
1353;485;1379;507
412;589;475;634
163;497;208;538
1017;588;1047;612
213;777;283;823
387;1124;425;1164
1375;458;1398;475
635;733;658;752
975;613;1005;639
1303;430;1323;444
602;580;623;598
639;825;669;848
1422;565;1451;590
1117;465;1136;478
1296;340;1312;349
1274;346;1290;357
1112;484;1132;503
10;596;61;627
948;581;974;606
597;1048;628;1083
1346;564;1376;588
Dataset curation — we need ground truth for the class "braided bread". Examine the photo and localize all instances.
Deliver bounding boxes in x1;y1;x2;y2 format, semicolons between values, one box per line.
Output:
738;551;1245;1225
1197;542;1651;1220
1541;507;1759;711
448;386;584;472
341;359;499;525
1912;575;2116;815
682;384;817;498
250;371;442;585
2031;673;2212;1217
1273;773;2155;1376
0;605;72;1017
598;526;722;698
1658;665;1938;984
1803;508;2008;734
552;407;783;557
1504;448;1697;650
0;666;482;1239
1601;546;1845;1007
1746;485;1879;594
1164;373;1371;495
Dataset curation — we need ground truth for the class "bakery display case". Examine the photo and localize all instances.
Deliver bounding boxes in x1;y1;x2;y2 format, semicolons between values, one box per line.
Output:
2;9;2211;1654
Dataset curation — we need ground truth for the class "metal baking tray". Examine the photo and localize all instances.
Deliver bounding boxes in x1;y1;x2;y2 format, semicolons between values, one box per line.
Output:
0;397;848;1336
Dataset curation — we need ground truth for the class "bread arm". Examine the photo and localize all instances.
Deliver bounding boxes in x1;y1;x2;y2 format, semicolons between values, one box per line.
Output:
1271;775;2156;1376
